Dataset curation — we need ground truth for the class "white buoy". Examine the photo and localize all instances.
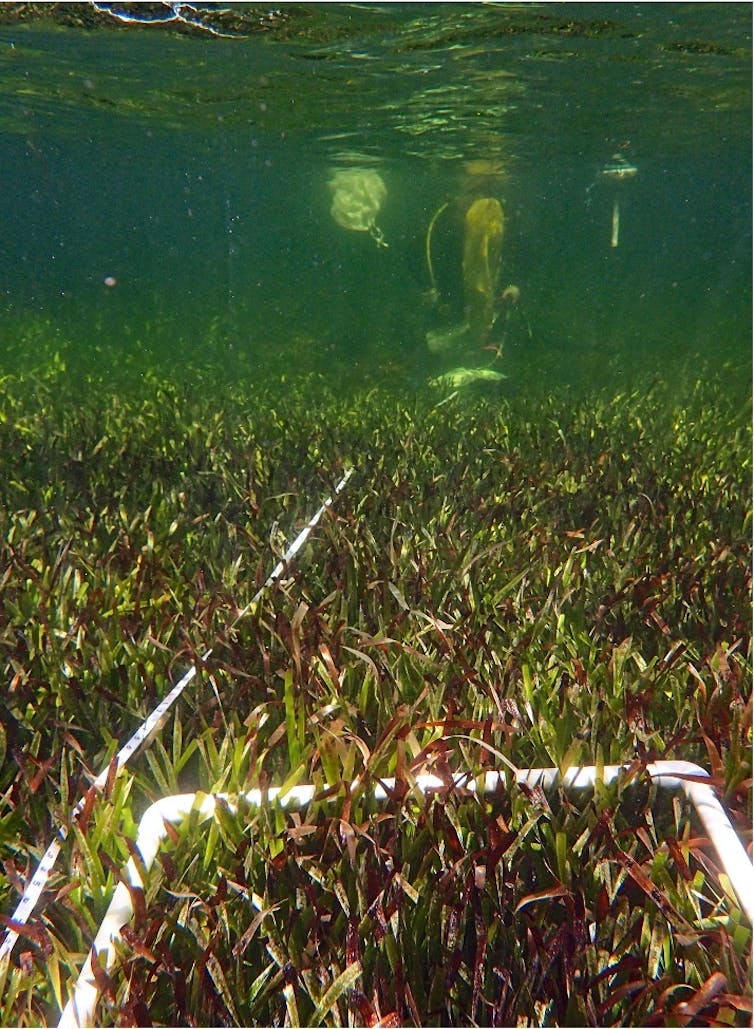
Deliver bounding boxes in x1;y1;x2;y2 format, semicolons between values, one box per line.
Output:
592;153;638;248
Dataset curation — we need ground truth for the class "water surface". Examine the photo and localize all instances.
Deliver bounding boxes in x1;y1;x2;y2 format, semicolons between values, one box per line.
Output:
0;2;750;401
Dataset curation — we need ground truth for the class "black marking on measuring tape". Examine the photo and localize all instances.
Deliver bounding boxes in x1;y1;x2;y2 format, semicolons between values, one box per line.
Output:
0;468;353;962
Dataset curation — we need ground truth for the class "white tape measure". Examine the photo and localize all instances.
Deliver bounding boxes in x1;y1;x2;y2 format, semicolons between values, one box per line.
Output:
0;468;353;962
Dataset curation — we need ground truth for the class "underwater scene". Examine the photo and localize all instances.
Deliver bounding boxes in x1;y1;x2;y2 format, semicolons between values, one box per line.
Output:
0;3;751;1026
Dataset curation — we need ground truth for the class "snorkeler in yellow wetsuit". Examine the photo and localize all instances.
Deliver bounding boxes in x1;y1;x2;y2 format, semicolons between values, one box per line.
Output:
462;196;505;346
426;190;519;388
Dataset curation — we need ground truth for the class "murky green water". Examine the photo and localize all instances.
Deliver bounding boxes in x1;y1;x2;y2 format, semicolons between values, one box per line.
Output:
0;2;751;401
0;14;751;1021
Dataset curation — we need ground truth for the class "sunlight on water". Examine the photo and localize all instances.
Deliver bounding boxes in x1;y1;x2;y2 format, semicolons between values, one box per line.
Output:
0;3;750;401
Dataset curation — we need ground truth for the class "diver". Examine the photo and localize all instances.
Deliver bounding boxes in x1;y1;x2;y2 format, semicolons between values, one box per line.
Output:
424;168;530;389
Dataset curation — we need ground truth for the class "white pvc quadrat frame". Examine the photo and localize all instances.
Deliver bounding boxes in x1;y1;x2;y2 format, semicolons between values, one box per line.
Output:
59;759;753;1029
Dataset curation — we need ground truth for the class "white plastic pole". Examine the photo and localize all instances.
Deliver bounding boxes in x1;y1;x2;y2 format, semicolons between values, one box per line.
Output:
59;760;753;1029
0;469;354;963
611;198;621;247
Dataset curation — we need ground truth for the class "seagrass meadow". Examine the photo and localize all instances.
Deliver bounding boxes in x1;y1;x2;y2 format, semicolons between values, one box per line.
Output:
0;332;751;1027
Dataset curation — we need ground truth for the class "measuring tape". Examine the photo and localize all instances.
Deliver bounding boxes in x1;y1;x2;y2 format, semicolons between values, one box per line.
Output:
0;467;353;962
